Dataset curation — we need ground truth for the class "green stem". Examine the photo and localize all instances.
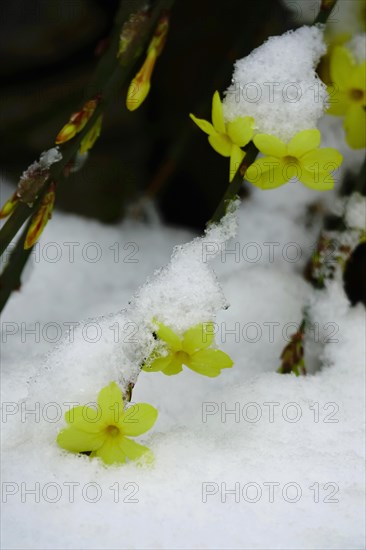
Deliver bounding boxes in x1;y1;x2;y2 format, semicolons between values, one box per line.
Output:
210;142;259;224
313;0;338;25
0;218;34;313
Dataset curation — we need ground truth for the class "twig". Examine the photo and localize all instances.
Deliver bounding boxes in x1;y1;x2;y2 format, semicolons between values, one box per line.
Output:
210;142;259;224
313;0;338;25
0;0;175;313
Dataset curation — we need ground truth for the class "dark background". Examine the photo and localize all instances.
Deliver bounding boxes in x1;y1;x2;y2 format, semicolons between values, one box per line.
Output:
0;0;295;230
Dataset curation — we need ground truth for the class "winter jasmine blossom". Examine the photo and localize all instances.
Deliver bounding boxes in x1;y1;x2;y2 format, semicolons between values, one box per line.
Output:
327;45;366;148
190;91;254;181
57;381;158;465
246;129;343;190
143;320;233;377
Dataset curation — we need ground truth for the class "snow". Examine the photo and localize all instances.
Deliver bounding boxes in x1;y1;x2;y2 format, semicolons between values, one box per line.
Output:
344;192;366;231
223;26;328;141
347;33;366;63
19;147;62;185
1;155;365;549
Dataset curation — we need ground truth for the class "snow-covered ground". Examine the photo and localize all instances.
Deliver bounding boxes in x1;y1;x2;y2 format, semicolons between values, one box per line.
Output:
1;142;365;550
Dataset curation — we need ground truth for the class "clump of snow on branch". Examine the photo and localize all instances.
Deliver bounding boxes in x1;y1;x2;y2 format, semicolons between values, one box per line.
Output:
6;204;238;448
21;147;62;181
223;26;328;141
129;202;238;334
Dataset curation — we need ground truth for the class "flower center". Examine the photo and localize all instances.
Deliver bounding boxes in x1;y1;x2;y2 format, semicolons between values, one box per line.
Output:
175;350;190;364
220;132;233;145
283;155;299;165
349;88;364;103
105;425;120;437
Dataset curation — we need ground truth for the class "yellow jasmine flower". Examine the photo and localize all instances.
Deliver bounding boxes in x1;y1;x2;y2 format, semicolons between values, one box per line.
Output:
190;91;254;182
57;381;158;466
143;321;233;377
327;46;366;148
246;129;343;191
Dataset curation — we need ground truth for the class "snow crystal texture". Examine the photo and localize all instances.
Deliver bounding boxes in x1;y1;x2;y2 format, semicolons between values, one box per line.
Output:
223;26;328;141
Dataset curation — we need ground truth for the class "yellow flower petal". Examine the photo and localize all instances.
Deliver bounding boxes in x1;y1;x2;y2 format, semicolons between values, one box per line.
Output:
189;114;215;135
283;162;302;181
226;117;254;147
350;62;366;94
287;129;321;158
326;88;350;115
253;134;287;157
142;353;173;372
92;436;127;465
186;349;233;378
229;145;245;182
182;323;215;355
208;133;232;157
330;47;354;89
119;437;150;461
121;403;158;436
246;157;288;189
155;322;182;351
344;105;366;149
57;427;105;453
212;91;226;134
97;381;124;425
162;356;184;375
301;148;343;172
65;406;103;431
297;169;335;191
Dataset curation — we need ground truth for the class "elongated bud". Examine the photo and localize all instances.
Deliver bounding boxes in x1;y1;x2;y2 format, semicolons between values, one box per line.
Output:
79;115;103;154
0;192;19;219
24;183;56;250
126;13;169;111
126;50;156;111
55;97;100;145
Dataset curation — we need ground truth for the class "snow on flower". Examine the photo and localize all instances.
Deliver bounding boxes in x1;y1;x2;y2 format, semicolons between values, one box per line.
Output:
223;26;328;142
